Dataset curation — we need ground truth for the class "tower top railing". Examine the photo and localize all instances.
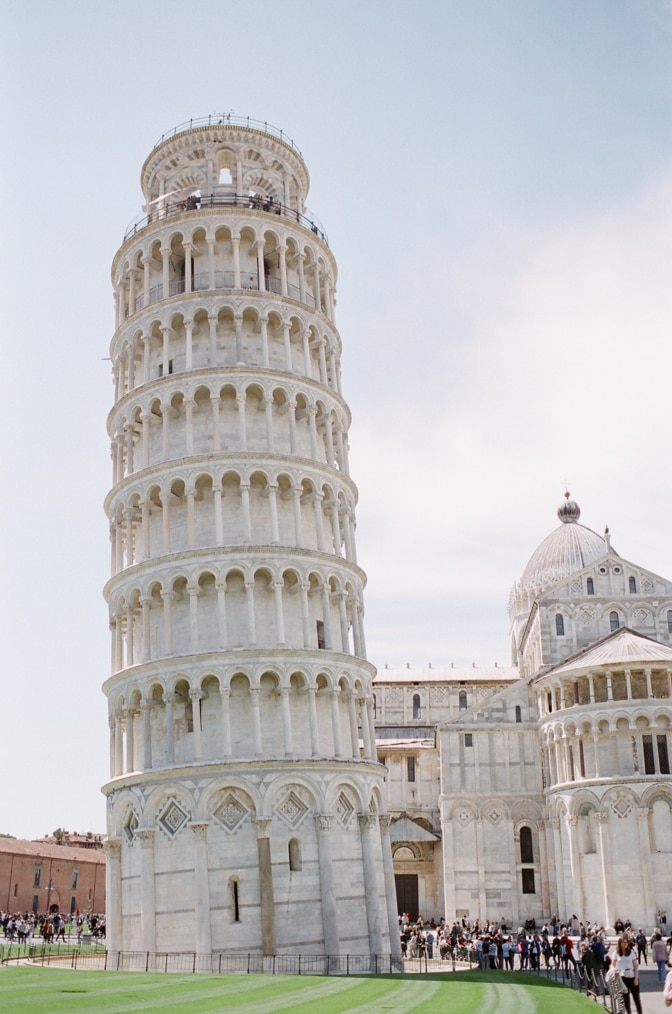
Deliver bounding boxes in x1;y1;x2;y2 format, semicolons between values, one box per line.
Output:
152;115;302;156
123;193;328;246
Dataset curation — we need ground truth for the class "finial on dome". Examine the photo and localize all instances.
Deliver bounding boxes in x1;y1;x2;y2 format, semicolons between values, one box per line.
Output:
604;525;611;551
557;491;581;524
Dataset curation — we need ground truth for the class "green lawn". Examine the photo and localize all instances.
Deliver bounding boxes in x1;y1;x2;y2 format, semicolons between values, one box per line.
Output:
0;966;597;1013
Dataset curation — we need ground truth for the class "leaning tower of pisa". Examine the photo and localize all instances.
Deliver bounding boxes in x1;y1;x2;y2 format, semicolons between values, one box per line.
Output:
102;116;399;961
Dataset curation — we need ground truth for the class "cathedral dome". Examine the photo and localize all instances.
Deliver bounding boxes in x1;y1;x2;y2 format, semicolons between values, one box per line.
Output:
519;494;609;593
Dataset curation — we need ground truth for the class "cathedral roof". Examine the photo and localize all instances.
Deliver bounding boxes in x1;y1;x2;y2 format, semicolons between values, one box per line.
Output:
545;627;672;677
518;494;612;594
389;815;440;842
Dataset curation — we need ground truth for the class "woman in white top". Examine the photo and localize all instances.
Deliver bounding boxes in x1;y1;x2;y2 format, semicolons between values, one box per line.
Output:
615;936;642;1014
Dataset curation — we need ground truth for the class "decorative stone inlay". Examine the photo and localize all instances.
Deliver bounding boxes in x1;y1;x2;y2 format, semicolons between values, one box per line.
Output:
213;793;249;833
571;579;583;594
430;686;448;703
632;607;651;624
275;789;309;828
456;809;473;824
123;809;139;844
611;796;633;819
579;606;595;622
386;688;403;704
334;791;355;828
486;809;503;825
158;799;189;837
642;577;654;593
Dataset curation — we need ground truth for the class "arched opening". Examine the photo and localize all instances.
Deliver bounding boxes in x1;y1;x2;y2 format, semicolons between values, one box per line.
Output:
519;825;534;863
412;694;421;720
288;838;302;871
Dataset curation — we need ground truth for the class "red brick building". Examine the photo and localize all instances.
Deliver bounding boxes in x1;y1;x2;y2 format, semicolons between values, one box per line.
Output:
0;838;105;916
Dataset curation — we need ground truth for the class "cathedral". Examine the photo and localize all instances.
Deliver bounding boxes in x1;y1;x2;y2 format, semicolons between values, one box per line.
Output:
376;494;672;931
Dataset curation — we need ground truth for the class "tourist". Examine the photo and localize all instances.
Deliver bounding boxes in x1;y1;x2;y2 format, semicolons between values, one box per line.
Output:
652;932;668;983
614;936;642;1014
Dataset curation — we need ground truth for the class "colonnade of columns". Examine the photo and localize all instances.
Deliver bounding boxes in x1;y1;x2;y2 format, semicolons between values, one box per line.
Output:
542;723;671;787
111;391;349;482
540;667;672;715
105;805;401;958
114;236;335;331
110;580;365;671
109;483;356;572
114;324;342;402
109;684;377;777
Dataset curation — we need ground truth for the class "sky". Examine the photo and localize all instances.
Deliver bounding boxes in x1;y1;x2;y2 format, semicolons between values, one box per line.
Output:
2;0;672;840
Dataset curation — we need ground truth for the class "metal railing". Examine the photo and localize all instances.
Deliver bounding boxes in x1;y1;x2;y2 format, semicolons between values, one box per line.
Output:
152;115;302;155
123;194;328;246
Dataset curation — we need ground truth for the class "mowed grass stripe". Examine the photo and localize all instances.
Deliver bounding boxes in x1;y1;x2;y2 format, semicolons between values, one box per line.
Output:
338;978;442;1013
0;967;365;1014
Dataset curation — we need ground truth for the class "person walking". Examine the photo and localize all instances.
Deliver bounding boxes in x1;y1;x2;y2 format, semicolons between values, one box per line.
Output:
653;932;668;983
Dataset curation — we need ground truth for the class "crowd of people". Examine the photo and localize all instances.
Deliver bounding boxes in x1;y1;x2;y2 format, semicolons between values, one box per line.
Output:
398;912;672;1013
1;911;105;945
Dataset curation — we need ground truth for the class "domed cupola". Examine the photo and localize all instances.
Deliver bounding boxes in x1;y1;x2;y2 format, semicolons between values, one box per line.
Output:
518;493;613;595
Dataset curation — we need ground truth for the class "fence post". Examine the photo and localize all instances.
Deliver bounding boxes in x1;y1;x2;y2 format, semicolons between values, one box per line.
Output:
347;953;350;975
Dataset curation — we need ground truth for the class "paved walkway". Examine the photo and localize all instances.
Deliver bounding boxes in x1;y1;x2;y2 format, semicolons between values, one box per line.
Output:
636;967;669;1014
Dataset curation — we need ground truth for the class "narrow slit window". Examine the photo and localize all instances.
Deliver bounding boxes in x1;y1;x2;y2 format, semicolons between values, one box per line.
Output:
555;614;565;636
629;576;637;593
610;611;620;631
519;826;534;863
587;578;594;595
407;756;416;782
658;735;670;775
459;691;467;712
412;694;421;719
288;838;302;871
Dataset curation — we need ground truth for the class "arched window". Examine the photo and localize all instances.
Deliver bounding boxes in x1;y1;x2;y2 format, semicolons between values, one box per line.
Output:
372;693;377;718
610;611;620;631
667;610;672;633
555;614;565;636
587;578;594;595
629;576;637;593
412;694;421;719
288;838;302;871
519;826;534;863
459;691;467;712
515;705;522;723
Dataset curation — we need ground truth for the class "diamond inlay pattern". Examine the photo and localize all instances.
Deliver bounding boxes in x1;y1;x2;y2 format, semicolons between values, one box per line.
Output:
276;790;309;828
213;793;249;833
159;800;189;837
123;811;138;844
335;791;355;828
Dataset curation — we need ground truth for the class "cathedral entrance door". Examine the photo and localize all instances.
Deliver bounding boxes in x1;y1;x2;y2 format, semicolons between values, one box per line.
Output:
395;874;419;921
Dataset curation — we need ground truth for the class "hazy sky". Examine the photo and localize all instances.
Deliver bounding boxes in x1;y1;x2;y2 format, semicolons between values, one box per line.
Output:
2;0;672;839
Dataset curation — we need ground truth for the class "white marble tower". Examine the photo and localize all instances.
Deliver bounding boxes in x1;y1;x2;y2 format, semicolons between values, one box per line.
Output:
102;115;399;960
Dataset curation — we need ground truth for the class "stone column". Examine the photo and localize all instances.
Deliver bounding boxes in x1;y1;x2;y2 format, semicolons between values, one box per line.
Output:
245;578;256;646
260;316;269;367
595;812;611;929
219;687;232;757
330;688;343;758
358;814;384;956
250;687;262;756
164;694;175;764
315;815;340;955
264;396;275;452
103;838;122;951
299;582;311;647
189;822;212;954
185;318;193;370
538;820;551;917
280;687;293;756
125;709;135;773
348;693;360;757
253;818;276;955
136;828;156;953
216;581;227;648
549;818;567;924
308;686;320;756
635;807;655;924
379;815;402;957
321;583;334;649
268;485;280;544
359;697;373;759
190;691;203;761
232;234;241;288
141;701;152;770
566;814;585;918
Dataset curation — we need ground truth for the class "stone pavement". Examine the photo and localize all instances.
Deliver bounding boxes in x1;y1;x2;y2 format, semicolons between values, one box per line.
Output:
637;967;670;1014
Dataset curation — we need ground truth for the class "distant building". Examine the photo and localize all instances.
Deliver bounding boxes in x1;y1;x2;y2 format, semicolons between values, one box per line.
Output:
0;838;105;916
375;496;672;930
34;830;105;851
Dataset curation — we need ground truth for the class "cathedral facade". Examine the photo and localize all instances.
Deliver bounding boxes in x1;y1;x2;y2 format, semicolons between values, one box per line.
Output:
376;496;672;931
